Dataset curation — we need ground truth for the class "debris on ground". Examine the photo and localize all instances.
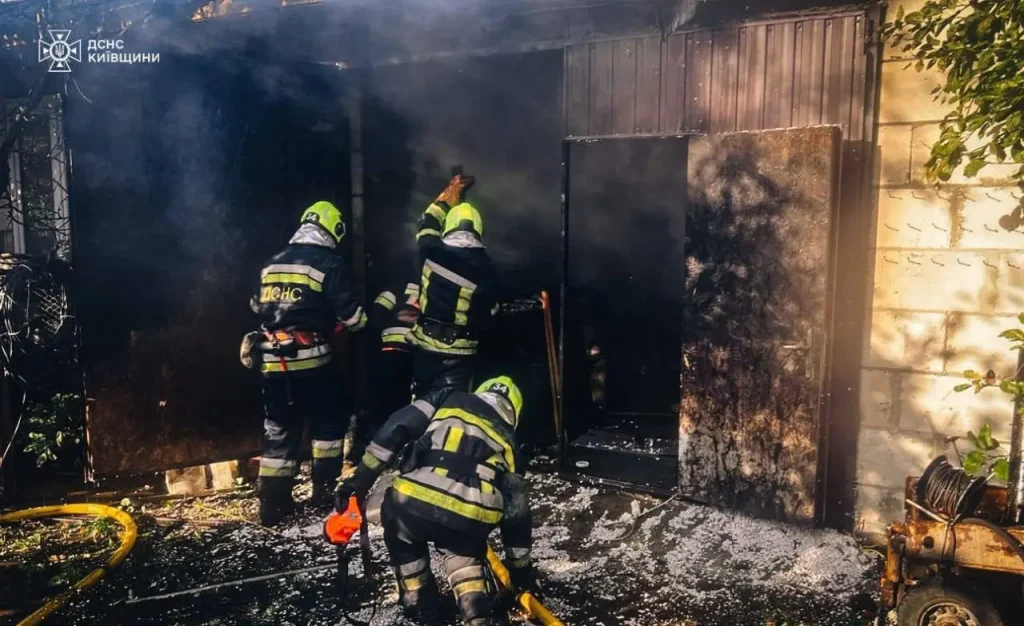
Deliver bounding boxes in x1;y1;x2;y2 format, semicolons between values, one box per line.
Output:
0;513;122;617
1;467;880;625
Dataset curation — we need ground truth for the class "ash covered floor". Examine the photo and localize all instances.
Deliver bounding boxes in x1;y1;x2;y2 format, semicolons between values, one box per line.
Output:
8;468;880;626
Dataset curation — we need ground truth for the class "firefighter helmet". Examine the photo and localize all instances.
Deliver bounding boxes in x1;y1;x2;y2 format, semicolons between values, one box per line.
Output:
475;376;523;427
301;201;346;244
442;203;483;239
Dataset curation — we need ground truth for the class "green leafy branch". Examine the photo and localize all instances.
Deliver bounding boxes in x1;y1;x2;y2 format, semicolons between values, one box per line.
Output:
953;313;1024;482
881;0;1024;182
20;392;83;467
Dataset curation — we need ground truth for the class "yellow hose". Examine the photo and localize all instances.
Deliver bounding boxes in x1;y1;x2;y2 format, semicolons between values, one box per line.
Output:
486;546;565;626
0;503;138;626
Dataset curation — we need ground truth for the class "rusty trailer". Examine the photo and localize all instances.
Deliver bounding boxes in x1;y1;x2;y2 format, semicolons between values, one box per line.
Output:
880;479;1024;625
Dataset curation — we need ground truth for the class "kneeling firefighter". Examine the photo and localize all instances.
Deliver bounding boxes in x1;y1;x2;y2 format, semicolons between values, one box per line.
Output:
243;201;368;526
334;378;535;626
411;172;496;397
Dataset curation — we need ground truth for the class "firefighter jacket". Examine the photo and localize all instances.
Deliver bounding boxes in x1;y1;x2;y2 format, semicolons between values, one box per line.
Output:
251;223;367;375
371;283;420;352
412;202;496;356
351;390;532;564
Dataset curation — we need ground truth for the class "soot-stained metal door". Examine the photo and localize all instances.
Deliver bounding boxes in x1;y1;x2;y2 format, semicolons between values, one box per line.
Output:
678;127;841;524
562;136;688;492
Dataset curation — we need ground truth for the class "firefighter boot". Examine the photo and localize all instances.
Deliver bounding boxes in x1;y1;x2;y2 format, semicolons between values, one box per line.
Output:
399;577;441;625
310;456;342;511
258;476;296;527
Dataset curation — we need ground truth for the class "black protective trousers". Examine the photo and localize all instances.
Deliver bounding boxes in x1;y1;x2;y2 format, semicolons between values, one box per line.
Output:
259;367;348;504
347;349;415;467
412;350;476;400
380;491;501;626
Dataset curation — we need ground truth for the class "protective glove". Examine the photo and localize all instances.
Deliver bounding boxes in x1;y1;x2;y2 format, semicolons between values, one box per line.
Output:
333;480;363;513
334;465;378;512
505;561;539;595
434;172;475;207
238;331;262;372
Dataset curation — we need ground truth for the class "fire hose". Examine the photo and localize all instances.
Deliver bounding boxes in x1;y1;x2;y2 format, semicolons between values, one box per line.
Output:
0;503;138;626
485;546;564;626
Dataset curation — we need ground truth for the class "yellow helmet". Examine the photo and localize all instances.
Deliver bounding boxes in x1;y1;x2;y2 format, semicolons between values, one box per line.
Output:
301;201;346;244
443;202;483;239
475;376;523;427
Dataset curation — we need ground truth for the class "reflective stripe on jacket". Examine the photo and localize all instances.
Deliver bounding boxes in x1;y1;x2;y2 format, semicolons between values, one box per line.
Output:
252;243;367;338
352;390;531;554
413;202;495;353
258;338;332;374
372;283;419;352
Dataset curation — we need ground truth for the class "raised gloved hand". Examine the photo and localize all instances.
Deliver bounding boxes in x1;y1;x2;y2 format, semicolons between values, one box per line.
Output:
434;168;476;207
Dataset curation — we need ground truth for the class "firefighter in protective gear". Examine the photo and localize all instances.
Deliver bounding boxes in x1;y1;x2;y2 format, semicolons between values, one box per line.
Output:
335;377;534;626
249;200;368;526
411;175;496;398
345;282;421;473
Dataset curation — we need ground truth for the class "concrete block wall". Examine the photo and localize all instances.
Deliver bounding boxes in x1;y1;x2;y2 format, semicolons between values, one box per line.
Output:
854;0;1024;537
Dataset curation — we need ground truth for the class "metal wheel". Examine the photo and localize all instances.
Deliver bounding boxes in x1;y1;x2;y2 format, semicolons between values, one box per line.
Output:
918;601;981;626
897;580;1005;626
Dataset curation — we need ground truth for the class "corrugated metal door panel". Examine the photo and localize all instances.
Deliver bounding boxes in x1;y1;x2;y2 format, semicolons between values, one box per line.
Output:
847;15;868;142
611;39;638;135
778;22;798;128
822;16;855;128
661;33;688;133
793;19;827;128
635;36;662;133
764;22;797;129
737;24;768;131
685;31;712;132
589;42;615;135
565;44;591;137
710;29;739;133
564;9;870;140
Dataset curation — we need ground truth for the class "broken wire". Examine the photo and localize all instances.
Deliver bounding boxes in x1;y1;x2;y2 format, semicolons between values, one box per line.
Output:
0;253;76;394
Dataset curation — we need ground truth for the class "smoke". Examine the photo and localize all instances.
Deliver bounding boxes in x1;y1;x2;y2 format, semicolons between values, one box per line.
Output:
6;2;573;313
362;51;564;298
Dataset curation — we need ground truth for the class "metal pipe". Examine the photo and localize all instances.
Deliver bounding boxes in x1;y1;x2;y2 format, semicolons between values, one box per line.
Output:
557;140;570;468
1008;348;1024;524
541;292;563;452
904;498;948;524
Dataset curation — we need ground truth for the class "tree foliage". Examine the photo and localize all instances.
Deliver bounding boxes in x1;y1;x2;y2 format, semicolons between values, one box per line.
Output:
954;313;1024;482
20;393;82;467
882;0;1024;182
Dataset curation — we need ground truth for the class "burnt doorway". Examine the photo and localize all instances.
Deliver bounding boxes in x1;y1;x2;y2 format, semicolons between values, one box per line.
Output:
561;136;689;493
678;128;841;525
